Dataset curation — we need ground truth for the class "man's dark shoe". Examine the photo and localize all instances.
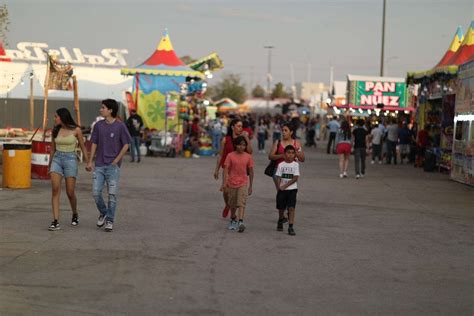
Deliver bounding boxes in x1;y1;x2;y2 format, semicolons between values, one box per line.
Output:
277;219;284;231
288;227;296;236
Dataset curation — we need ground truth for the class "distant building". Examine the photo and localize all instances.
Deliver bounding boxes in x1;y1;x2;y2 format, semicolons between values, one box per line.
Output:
295;82;329;101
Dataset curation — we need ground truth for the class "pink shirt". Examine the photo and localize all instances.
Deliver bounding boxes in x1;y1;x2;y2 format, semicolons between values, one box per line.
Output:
224;152;254;188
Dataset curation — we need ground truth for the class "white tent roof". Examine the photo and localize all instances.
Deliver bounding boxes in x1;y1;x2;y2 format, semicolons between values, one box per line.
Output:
0;62;132;101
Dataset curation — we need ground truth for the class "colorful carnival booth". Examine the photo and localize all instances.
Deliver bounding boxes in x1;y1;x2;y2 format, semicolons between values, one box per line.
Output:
452;62;474;186
121;29;222;155
407;21;473;172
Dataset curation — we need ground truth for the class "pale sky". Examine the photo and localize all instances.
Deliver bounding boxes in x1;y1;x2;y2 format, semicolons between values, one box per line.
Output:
3;0;474;90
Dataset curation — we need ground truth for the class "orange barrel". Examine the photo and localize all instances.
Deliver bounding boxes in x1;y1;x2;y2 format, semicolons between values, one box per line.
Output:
31;140;52;180
2;143;32;189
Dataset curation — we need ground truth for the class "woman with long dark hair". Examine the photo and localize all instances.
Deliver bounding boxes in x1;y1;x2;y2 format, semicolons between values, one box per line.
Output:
214;118;253;219
269;122;305;188
47;108;89;230
335;119;352;178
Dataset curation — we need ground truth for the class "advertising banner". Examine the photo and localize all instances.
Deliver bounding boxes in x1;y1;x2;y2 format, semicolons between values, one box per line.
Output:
348;79;407;108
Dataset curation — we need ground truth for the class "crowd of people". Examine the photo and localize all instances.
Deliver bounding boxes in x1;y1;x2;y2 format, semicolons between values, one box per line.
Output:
326;115;429;179
46;101;431;237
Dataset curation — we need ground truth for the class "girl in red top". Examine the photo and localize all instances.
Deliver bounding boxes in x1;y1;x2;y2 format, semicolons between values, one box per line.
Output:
214;118;253;218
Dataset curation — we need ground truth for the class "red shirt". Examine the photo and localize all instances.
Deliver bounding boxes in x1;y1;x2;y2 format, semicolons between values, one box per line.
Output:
224;152;254;188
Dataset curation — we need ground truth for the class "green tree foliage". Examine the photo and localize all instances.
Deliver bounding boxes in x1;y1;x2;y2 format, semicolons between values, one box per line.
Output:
271;82;289;99
0;4;9;46
251;84;265;98
212;73;247;104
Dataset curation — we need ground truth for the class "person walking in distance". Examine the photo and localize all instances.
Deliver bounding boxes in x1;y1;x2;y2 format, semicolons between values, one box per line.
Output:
352;119;369;179
335;119;352;178
86;99;132;232
126;109;143;163
47;108;89;231
257;118;268;153
370;123;383;164
223;136;254;232
386;119;399;164
326;116;340;154
275;145;300;236
214;118;252;218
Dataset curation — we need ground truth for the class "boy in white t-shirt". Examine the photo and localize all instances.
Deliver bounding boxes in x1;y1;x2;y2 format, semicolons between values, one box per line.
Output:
275;145;300;236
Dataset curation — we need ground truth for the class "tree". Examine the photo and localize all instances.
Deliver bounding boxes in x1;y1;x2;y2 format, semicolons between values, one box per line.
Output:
271;82;289;99
211;73;247;104
0;4;9;46
251;84;265;98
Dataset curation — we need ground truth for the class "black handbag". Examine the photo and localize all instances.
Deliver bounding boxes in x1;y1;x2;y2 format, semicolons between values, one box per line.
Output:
264;140;280;177
264;160;276;177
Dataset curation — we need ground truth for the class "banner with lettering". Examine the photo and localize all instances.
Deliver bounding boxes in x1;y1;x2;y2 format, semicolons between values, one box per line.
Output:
349;80;407;108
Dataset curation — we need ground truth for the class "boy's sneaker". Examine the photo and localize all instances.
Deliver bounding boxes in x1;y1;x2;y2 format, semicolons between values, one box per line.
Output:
222;206;230;218
228;220;237;230
71;214;79;226
48;220;60;231
97;214;106;227
288;227;296;236
343;172;348;178
356;174;361;179
277;219;284;231
339;173;344;178
104;221;113;232
238;221;246;233
371;160;375;164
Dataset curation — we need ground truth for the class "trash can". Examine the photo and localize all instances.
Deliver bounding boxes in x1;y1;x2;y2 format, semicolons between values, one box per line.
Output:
31;140;52;180
2;143;32;189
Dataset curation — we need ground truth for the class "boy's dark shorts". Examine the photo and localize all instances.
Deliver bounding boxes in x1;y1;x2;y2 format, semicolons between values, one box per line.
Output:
276;189;298;210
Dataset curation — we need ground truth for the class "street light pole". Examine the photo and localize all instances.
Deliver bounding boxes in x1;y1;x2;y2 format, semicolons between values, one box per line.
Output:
380;0;387;77
264;46;274;111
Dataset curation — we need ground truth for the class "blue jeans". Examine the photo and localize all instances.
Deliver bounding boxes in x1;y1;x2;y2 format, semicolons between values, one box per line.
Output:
212;131;222;154
258;133;266;150
130;136;141;161
93;165;121;222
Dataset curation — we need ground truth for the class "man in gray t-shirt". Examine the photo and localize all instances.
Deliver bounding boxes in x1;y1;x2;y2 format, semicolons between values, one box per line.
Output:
386;121;399;164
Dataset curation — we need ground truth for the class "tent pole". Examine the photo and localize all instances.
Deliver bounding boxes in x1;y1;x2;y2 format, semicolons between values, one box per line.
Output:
29;69;34;131
135;74;140;113
73;75;81;126
42;60;50;141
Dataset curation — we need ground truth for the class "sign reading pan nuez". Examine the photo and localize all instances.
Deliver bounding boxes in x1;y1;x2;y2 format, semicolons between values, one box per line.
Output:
347;75;407;108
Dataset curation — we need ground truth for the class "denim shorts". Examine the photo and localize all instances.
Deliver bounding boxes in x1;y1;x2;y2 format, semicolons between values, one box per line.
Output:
50;151;78;178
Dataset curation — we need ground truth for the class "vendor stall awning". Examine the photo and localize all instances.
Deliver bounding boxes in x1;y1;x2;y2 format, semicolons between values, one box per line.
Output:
121;30;204;79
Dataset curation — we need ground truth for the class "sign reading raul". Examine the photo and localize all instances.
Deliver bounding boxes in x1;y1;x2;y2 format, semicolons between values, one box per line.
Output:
3;42;128;67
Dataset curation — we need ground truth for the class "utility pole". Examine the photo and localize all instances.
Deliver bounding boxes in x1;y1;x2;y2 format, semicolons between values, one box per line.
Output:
264;46;274;111
329;66;334;95
380;0;387;77
290;63;296;100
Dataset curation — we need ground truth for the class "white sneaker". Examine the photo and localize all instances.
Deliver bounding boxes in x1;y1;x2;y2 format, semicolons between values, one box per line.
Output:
97;214;106;227
378;161;382;164
339;173;344;178
356;174;360;179
343;172;348;178
371;160;375;164
104;221;113;232
192;153;200;158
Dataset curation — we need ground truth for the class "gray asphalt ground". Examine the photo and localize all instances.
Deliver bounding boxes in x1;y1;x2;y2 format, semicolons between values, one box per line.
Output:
0;140;473;316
